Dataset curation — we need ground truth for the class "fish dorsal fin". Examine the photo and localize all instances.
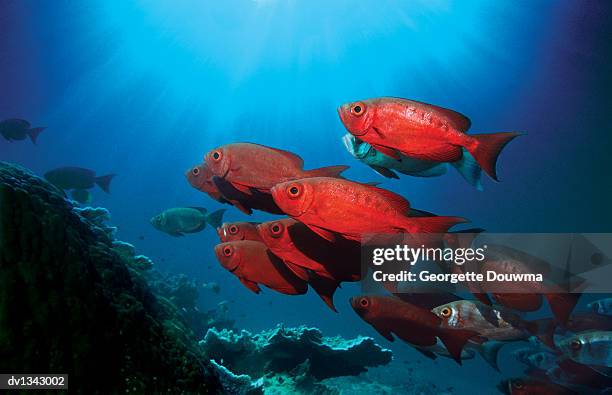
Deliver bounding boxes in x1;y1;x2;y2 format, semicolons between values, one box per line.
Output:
246;143;305;167
188;207;208;214
362;184;410;213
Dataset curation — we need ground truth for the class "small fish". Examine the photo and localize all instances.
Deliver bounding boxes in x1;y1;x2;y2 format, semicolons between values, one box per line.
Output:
432;300;530;341
70;189;92;204
558;331;612;367
588;298;612;316
150;207;226;237
204;142;348;193
44;167;116;193
0;118;46;144
186;163;229;204
350;295;478;364
338;97;520;180
497;377;578;395
217;222;262;242
270;177;465;242
214;240;307;295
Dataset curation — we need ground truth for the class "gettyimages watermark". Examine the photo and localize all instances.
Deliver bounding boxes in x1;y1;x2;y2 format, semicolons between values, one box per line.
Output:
360;233;612;294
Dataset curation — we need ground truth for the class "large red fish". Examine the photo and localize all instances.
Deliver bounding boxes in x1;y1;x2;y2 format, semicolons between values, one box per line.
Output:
214;240;307;295
217;222;263;242
338;97;520;180
257;218;361;282
257;218;362;311
350;295;478;363
204;143;348;194
186;163;229;204
270;177;465;242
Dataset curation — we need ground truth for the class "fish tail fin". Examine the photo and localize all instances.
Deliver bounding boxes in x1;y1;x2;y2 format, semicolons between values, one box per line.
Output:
437;329;480;365
309;275;339;312
401;216;468;234
303;165;349;179
476;340;505;372
28;127;46;144
95;174;116;193
205;209;226;229
465;132;521;181
525;318;557;349
451;149;483;190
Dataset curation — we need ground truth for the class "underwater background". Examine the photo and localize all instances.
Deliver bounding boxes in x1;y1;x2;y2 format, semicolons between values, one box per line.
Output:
2;1;612;393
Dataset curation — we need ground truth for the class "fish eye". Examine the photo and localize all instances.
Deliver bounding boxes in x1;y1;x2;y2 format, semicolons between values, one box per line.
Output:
359;298;369;307
287;184;302;199
351;102;366;117
229;225;239;235
512;380;524;390
536;354;543;363
192;167;200;176
440;307;452;318
570;339;582;351
211;150;222;162
271;223;282;235
223;246;233;256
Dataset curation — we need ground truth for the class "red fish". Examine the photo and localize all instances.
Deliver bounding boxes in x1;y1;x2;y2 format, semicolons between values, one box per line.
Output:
350;295;478;363
212;176;285;215
257;218;361;311
257;218;361;281
270;177;465;242
186;163;229;204
338;97;520;180
214;240;307;295
204;143;348;194
217;222;263;242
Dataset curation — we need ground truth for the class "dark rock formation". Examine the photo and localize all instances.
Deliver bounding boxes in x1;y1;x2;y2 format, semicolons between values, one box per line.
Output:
0;162;220;394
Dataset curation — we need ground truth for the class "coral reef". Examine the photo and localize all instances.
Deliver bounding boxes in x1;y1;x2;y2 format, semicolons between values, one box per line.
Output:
145;270;235;337
200;325;393;381
0;162;220;393
209;360;264;395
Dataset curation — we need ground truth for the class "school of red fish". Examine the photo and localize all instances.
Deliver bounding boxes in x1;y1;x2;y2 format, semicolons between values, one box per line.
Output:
186;97;609;394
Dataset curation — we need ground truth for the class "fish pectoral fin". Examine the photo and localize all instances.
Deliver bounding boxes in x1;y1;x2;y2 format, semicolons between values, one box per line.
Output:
231;182;254;196
368;165;399;179
239;278;261;294
307;225;337;243
371;144;402;160
437;329;480;365
229;200;253;215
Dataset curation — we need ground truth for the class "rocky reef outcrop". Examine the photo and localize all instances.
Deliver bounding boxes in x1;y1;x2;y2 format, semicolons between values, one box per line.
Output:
200;325;393;381
0;162;220;394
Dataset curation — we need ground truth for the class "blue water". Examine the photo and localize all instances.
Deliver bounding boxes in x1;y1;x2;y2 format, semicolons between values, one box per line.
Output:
2;1;612;393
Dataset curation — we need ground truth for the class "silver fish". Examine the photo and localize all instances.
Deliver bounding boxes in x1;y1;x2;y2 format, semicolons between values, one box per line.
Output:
558;331;612;367
432;300;529;341
150;207;225;237
588;298;612;316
